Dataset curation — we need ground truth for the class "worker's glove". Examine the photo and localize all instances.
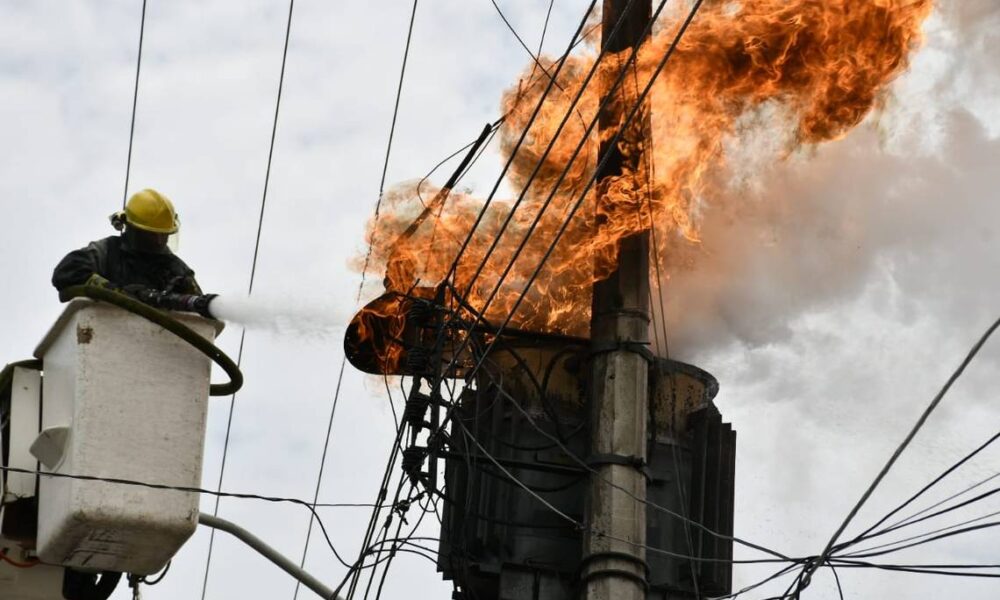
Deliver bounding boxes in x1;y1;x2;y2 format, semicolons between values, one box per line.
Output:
84;274;112;289
119;284;161;305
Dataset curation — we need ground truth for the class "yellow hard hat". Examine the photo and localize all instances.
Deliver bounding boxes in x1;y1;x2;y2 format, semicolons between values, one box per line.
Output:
119;188;179;234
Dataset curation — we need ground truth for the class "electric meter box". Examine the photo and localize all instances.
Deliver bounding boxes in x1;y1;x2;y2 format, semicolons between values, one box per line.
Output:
32;299;222;575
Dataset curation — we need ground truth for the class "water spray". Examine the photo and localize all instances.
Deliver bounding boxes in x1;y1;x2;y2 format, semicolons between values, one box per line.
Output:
208;295;349;339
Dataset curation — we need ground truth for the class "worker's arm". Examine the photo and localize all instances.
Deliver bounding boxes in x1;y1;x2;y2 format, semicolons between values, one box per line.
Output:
51;241;110;292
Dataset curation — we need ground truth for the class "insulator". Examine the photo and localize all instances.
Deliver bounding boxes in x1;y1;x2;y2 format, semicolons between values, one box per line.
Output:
407;298;437;326
401;446;428;479
404;347;431;374
404;390;432;428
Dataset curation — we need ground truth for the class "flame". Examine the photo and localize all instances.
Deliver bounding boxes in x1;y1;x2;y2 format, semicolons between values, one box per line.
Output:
356;0;932;343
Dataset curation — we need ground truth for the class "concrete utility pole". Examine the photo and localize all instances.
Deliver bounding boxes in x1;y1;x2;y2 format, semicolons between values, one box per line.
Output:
582;1;654;600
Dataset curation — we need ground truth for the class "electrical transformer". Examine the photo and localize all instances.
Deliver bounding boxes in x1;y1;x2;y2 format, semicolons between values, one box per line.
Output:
345;292;736;600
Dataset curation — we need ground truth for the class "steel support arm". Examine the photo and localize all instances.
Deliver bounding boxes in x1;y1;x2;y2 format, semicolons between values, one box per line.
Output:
198;512;344;600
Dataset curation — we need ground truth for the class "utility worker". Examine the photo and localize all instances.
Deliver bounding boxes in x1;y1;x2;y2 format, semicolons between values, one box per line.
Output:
52;189;216;317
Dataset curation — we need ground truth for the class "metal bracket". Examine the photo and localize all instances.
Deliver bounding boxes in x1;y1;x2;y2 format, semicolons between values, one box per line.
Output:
585;453;653;482
588;340;655;364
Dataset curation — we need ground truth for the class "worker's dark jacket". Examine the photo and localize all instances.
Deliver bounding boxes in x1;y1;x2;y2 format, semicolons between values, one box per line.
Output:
52;235;201;294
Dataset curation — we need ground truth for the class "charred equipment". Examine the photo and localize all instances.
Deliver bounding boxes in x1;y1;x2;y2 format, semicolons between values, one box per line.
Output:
344;290;736;600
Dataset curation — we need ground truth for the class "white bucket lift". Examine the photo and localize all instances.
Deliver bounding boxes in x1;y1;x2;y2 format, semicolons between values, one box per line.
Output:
0;298;223;600
31;299;222;575
2;294;337;600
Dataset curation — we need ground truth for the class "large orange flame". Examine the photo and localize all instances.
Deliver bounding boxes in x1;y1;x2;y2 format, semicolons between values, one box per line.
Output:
357;0;932;342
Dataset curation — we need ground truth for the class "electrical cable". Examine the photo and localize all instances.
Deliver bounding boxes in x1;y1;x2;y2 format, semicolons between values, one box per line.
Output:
444;0;639;301
847;428;1000;548
842;518;1000;561
424;484;576;530
459;0;701;383
290;357;346;600
842;508;1000;559
363;496;409;600
449;409;797;566
451;418;581;527
138;560;171;586
369;484;432;600
0;464;366;567
201;2;296;597
361;0;420;282
415;121;502;210
417;0;664;462
488;370;790;560
435;4;790;564
121;0;147;209
422;0;677;428
439;0;600;285
349;462;407;599
883;470;1000;536
624;32;702;591
796;314;1000;596
295;4;421;594
0;465;385;510
353;476;422;599
344;422;410;598
844;482;1000;552
707;562;804;600
490;0;563;90
537;0;555;60
829;558;1000;578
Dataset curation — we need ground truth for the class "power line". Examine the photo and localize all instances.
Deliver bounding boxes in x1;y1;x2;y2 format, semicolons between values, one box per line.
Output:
294;4;420;595
490;0;562;89
331;7;603;591
842;508;1000;559
291;357;347;599
344;419;411;597
459;0;704;386
121;0;147;208
443;409;796;567
0;464;377;567
0;465;387;510
484;362;790;561
201;0;296;597
830;558;1000;578
796;314;1000;597
420;0;644;384
440;0;601;284
359;0;421;284
419;0;776;566
537;0;555;59
848;429;1000;546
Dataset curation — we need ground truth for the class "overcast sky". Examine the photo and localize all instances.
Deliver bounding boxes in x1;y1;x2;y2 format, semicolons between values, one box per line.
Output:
2;2;998;600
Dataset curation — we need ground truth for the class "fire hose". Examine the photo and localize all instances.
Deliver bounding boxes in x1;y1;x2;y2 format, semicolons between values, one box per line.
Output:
57;284;243;396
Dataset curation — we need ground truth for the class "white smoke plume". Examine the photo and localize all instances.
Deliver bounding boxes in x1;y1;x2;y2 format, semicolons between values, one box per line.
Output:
657;2;1000;361
209;295;349;339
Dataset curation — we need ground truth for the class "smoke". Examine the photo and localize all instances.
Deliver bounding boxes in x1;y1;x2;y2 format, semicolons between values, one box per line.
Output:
657;2;1000;359
209;295;349;339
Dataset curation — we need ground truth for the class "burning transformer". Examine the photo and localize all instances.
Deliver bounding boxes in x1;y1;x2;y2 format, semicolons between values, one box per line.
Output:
345;289;736;600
